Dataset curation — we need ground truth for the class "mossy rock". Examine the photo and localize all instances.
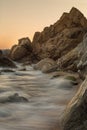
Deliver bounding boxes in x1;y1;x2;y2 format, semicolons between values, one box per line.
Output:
65;76;77;81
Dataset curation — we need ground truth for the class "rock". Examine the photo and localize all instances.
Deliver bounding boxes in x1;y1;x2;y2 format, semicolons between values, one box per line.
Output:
18;67;26;71
57;48;78;72
77;33;87;74
65;76;78;85
10;44;17;55
56;32;87;74
0;93;28;103
0;56;17;68
62;76;87;130
22;61;31;66
78;70;85;80
0;50;3;57
32;7;87;60
33;58;56;73
65;76;77;81
43;64;58;73
8;93;28;103
10;37;32;61
11;46;28;60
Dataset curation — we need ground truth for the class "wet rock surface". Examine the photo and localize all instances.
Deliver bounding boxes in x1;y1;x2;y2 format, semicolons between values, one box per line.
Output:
0;93;28;103
62;77;87;130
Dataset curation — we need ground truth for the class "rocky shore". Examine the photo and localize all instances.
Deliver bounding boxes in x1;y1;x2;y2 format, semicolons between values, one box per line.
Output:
1;7;87;130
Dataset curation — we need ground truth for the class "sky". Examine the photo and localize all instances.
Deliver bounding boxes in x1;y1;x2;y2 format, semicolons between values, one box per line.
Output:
0;0;87;49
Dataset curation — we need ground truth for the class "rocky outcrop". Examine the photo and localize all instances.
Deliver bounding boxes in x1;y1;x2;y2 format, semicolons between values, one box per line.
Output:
62;76;87;130
56;32;87;77
33;58;56;73
32;7;87;60
9;7;87;64
57;47;78;72
10;37;32;61
0;56;17;68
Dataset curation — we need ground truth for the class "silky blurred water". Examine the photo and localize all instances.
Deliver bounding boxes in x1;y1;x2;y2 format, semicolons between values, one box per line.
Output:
0;65;77;130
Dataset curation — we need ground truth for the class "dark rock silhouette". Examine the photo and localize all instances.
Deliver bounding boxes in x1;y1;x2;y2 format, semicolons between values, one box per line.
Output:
0;56;17;68
0;50;3;57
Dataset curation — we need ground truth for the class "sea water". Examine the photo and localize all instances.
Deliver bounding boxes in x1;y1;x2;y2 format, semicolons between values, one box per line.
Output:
0;65;78;130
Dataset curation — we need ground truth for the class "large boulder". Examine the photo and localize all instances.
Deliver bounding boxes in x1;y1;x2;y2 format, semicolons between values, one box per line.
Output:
10;37;32;61
32;7;87;60
62;76;87;130
57;47;78;72
0;56;17;68
33;58;56;73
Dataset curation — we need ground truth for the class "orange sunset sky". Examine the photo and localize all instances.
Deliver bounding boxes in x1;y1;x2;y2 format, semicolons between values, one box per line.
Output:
0;0;87;49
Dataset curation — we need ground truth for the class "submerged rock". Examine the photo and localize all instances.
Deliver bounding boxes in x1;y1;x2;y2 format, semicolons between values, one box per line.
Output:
62;77;87;130
65;76;78;85
18;67;26;71
0;93;28;103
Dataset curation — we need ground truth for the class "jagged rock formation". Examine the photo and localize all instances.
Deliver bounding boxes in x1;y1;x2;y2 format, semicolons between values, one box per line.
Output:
10;37;33;61
10;7;87;63
62;76;87;130
32;7;87;60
